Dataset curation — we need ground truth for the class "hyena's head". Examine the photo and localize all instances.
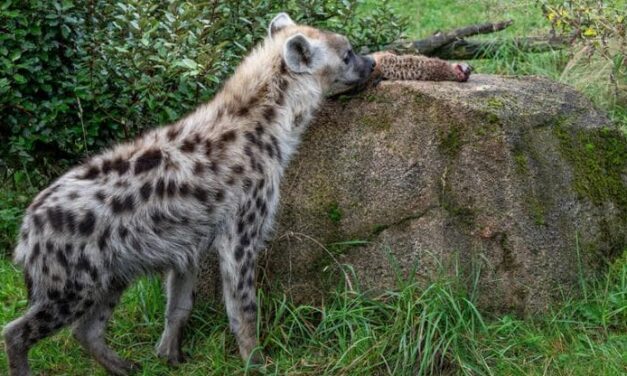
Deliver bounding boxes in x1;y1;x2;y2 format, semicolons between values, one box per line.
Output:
269;13;375;96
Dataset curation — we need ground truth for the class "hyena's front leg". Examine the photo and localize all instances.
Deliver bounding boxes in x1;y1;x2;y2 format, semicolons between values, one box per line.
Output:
369;51;472;82
156;270;196;365
217;230;261;364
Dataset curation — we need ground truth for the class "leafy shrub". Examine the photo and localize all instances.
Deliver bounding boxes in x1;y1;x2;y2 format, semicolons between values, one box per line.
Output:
1;0;406;179
0;0;406;253
539;0;626;106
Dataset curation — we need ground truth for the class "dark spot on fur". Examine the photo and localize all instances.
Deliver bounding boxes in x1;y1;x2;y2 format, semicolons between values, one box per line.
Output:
80;165;100;180
95;190;106;202
237;220;246;234
180;138;196;153
179;183;190;196
246;211;256;224
30;243;41;262
167;127;180;141
264;142;274;158
192;186;208;202
193;161;205;175
36;310;53;321
46;206;65;233
64;243;73;256
102;159;112;174
59;304;71;316
32;214;44;232
244;131;261;148
64;211;76;234
112;158;130;175
118;225;129;239
56;249;69;270
139;182;152;201
270;135;282;162
242;178;253;193
47;289;61;301
68;191;79;200
111;195;134;213
215;189;225;202
263;106;275;123
155;178;166;198
220;130;237;144
166;179;177;197
98;225;110;251
235;246;245;261
231;164;244;174
150;211;165;224
209;161;219;174
240;234;250;247
254;123;264;136
45;240;54;254
243;302;257;313
260;201;267;216
134;149;163;175
294;113;304;127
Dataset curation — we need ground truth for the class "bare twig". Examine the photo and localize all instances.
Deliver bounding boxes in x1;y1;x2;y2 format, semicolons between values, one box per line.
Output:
387;19;513;55
366;20;568;60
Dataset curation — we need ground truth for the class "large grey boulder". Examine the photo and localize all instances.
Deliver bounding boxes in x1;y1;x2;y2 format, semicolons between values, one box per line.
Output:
198;75;627;315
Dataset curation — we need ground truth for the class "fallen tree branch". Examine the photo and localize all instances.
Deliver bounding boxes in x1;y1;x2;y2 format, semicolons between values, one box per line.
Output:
384;19;513;55
429;36;570;59
365;20;568;60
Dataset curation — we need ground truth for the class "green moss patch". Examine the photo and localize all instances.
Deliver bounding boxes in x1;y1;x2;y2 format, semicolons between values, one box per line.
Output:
438;125;463;158
554;123;627;214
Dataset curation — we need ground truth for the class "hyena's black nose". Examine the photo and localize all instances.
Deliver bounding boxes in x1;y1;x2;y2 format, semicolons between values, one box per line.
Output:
366;56;376;69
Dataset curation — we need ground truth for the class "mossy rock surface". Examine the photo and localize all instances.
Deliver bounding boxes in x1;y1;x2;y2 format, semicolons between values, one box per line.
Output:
198;75;627;315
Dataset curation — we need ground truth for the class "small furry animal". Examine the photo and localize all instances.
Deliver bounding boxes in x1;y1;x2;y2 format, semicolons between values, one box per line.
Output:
369;51;472;82
2;13;375;376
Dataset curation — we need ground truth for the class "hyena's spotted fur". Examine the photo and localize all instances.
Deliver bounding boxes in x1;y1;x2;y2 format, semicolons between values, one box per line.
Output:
369;51;472;82
2;13;374;376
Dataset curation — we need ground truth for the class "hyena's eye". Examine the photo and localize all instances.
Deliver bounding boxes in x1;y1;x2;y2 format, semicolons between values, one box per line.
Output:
343;49;353;65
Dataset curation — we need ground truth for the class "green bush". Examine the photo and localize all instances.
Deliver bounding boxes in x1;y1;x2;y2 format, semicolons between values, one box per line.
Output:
0;0;405;254
0;0;405;179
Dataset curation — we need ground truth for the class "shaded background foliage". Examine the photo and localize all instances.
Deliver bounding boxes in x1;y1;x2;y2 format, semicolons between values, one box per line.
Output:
0;0;405;253
1;0;404;175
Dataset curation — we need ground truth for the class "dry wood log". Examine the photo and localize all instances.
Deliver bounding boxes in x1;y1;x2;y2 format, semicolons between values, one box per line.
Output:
365;20;568;60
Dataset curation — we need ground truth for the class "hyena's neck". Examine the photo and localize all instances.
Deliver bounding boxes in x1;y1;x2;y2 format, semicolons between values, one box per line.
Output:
204;40;324;165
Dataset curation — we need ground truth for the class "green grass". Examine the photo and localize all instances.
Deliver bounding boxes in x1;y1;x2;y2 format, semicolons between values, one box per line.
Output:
1;252;625;375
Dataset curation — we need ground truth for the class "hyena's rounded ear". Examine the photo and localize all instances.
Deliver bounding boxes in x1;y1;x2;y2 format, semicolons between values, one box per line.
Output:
283;33;320;74
269;12;295;39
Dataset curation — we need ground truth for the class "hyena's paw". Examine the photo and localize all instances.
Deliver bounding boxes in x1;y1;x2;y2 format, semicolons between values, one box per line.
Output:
156;341;188;366
452;63;472;82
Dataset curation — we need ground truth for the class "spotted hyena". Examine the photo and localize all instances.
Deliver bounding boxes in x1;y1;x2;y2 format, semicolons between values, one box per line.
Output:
2;13;375;376
369;51;472;82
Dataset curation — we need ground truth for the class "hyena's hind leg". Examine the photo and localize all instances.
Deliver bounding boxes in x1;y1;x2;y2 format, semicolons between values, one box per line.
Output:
3;300;85;376
156;270;196;365
217;233;262;364
72;287;140;376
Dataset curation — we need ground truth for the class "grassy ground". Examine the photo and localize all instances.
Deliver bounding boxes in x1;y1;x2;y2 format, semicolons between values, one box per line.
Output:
0;253;625;375
1;1;626;375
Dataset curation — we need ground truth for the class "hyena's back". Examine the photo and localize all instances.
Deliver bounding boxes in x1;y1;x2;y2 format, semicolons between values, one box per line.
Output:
15;124;236;298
